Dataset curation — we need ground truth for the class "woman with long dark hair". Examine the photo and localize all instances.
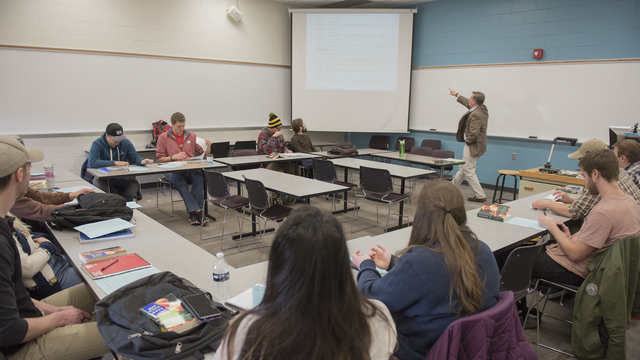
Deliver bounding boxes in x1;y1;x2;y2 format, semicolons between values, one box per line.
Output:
353;180;500;360
213;206;396;360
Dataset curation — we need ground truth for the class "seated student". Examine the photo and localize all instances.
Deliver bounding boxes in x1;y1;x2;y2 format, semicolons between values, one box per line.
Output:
257;112;295;175
352;180;500;360
0;135;109;360
532;138;640;220
156;112;211;225
213;206;397;360
12;186;93;222
10;214;83;300
613;139;640;189
290;118;315;178
88;123;153;201
533;149;640;286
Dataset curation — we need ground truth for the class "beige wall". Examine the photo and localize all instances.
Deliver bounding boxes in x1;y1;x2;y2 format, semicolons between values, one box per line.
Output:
1;0;330;175
0;0;291;65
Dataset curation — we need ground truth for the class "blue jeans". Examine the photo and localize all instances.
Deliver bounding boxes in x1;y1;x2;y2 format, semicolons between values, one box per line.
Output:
166;171;204;213
93;176;139;201
49;254;84;290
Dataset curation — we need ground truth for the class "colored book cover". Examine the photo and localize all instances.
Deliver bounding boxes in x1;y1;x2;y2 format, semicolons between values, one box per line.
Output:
140;294;197;333
477;204;510;222
97;166;129;174
556;186;581;194
81;253;151;279
78;228;134;244
79;246;127;264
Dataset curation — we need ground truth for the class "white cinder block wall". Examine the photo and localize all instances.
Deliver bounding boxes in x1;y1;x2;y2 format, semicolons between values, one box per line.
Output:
1;0;347;176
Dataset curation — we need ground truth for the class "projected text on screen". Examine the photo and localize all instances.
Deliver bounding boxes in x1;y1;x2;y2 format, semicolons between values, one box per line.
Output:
306;13;399;91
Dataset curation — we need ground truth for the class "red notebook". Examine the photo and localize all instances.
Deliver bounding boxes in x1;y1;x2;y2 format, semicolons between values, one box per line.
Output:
81;253;152;279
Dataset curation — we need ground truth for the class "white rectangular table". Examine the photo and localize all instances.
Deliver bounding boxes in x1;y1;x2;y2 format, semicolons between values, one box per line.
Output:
328;157;435;231
373;152;465;179
31;166;82;184
214;153;318;168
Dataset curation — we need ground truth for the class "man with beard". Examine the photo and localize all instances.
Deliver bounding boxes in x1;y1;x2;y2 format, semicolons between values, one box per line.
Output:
532;149;640;286
0;136;109;359
290;118;315;178
532;139;640;220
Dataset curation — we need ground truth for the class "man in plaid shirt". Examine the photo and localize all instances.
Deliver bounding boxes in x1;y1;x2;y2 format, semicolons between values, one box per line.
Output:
257;112;295;175
532;139;640;220
613;139;640;190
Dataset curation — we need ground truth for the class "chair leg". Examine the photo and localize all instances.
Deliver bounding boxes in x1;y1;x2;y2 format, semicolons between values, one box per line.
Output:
156;178;175;217
383;202;393;232
258;218;267;262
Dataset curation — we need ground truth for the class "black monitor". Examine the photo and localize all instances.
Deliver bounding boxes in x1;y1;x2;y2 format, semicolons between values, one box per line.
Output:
610;126;640;147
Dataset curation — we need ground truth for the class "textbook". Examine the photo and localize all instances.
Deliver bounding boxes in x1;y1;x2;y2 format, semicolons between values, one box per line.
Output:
96;166;129;174
79;246;127;264
185;160;206;166
140;293;198;333
81;253;151;279
79;228;134;244
477;204;510;222
556;186;581;194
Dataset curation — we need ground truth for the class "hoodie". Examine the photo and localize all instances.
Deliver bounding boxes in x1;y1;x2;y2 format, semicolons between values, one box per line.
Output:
88;134;145;168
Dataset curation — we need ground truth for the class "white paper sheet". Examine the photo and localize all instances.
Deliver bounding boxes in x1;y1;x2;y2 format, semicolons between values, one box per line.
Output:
74;218;135;239
127;166;149;172
94;267;161;295
159;163;183;169
57;185;96;193
505;217;546;231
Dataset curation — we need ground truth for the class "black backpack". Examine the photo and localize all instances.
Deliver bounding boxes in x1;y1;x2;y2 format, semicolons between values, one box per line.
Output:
96;271;234;360
47;192;133;230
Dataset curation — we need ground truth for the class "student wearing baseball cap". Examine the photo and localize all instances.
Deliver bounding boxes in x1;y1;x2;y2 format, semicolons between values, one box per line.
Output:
532;138;640;221
88;122;154;201
0;136;110;359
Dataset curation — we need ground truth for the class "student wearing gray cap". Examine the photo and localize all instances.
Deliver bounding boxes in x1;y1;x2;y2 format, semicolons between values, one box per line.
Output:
88;122;153;201
0;136;109;360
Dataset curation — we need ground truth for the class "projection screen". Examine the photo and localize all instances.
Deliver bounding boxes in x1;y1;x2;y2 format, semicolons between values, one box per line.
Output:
290;9;416;133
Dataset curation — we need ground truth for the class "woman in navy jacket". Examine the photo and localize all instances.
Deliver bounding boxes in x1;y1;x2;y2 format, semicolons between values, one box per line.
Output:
352;180;500;360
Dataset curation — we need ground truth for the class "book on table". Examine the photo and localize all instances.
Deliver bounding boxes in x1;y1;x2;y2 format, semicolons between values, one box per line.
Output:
477;204;510;222
81;253;151;279
96;166;129;174
79;228;134;244
140;293;198;333
79;246;127;264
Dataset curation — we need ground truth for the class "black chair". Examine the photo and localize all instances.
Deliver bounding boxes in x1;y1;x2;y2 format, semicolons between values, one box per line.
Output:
421;139;441;150
394;137;415;153
240;176;293;261
231;149;260;171
156;174;191;217
80;158;94;184
410;146;432;156
201;171;249;250
209;141;230;159
426;149;455;180
313;158;358;222
234;140;257;151
355;166;410;233
369;135;389;150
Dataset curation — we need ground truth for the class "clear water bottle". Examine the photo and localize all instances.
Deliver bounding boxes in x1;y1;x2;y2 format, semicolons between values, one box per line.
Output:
213;252;230;302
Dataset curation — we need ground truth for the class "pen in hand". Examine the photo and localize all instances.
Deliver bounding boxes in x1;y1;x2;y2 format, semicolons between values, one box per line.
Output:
100;259;119;272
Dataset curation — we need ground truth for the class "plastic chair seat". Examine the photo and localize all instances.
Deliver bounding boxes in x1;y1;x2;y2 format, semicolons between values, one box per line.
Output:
250;204;292;220
363;192;408;203
212;195;249;210
333;180;356;188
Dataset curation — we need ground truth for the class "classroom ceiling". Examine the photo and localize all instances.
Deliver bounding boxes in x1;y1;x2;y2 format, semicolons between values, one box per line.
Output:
268;0;433;8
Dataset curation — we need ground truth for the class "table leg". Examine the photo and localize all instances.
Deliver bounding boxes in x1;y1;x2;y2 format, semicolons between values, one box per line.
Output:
331;168;359;215
440;167;444;179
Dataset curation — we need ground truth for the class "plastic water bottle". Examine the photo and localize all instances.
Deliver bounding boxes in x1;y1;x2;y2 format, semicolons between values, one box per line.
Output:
43;162;55;190
399;140;405;158
213;252;230;302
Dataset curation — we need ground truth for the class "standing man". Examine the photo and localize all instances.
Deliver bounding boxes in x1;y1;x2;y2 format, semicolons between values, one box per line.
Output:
156;112;211;225
0;136;109;360
88;123;153;201
613;139;640;189
257;112;295;175
448;88;488;203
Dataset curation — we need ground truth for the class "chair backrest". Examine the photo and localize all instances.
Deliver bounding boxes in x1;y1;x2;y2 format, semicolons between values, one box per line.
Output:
243;176;271;210
80;158;94;183
210;141;230;158
313;158;338;183
231;149;258;157
500;235;549;293
360;166;393;195
394;137;415;152
369;135;389;150
425;291;536;360
432;150;455;171
421;139;441;150
234;140;257;151
410;146;432;156
204;170;230;200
